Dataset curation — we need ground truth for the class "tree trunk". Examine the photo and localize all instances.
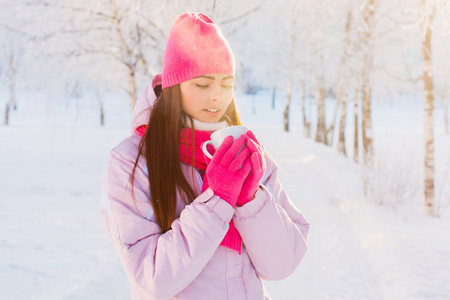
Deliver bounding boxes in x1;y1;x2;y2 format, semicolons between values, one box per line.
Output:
353;89;359;163
272;86;276;110
110;0;138;110
100;104;105;126
129;68;137;110
96;82;105;126
313;31;327;144
284;18;296;132
300;79;311;138
360;0;375;164
338;95;347;156
284;78;292;132
337;10;353;156
4;103;10;125
5;53;16;126
315;86;327;144
422;1;435;216
327;100;339;146
361;84;373;162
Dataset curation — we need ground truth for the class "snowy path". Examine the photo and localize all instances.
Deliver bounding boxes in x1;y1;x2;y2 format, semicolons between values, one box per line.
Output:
1;124;449;299
257;126;383;300
256;126;450;300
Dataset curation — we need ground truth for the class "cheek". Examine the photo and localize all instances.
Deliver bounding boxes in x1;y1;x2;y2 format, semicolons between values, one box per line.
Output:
181;97;197;114
180;85;195;109
224;90;234;104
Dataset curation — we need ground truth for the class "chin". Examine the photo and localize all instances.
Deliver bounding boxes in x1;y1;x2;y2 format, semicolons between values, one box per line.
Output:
199;115;223;123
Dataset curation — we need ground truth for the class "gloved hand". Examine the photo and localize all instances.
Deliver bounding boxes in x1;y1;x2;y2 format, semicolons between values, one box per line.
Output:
204;136;252;207
236;130;266;207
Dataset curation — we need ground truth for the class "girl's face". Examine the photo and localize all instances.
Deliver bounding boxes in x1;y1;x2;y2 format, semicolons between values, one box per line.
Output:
180;73;234;123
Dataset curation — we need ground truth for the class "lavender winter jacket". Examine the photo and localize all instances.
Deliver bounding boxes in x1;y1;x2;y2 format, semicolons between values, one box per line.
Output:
101;84;310;300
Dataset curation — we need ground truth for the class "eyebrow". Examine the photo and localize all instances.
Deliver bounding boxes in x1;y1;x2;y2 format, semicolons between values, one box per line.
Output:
195;75;234;80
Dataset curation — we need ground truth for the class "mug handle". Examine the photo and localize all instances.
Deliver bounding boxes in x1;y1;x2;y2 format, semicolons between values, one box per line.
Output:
202;140;218;159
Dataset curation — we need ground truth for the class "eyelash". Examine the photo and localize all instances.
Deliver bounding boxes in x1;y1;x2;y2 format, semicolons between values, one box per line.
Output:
195;84;233;89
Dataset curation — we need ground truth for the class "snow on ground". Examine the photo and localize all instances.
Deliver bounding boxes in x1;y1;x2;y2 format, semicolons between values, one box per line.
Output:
1;89;449;299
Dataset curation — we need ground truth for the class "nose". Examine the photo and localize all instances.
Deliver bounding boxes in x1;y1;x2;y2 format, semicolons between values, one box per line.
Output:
210;83;223;102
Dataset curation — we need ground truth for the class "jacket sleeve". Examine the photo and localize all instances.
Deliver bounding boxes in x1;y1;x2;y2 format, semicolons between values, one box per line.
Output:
233;152;310;281
101;144;235;299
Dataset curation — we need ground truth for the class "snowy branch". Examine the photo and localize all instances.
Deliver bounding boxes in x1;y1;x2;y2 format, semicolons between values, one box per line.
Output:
221;0;267;25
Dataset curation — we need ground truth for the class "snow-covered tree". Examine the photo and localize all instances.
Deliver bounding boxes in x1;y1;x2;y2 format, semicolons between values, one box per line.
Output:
0;1;31;125
336;4;355;156
359;0;378;164
282;2;301;132
420;0;437;217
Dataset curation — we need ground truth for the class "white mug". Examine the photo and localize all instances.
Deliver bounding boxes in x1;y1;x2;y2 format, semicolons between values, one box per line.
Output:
202;125;248;159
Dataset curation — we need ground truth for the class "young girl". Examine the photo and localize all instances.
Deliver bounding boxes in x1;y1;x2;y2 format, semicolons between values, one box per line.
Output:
101;12;310;300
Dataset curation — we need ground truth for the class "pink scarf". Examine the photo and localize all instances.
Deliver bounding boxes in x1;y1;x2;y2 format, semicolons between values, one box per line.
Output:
136;125;242;254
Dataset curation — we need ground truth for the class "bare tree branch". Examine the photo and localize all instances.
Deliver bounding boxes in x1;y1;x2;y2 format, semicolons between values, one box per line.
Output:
0;22;38;38
373;61;422;84
221;0;267;25
137;13;167;39
23;0;114;20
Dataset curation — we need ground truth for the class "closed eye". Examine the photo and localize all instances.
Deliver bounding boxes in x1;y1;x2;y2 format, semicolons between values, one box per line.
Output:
196;84;209;88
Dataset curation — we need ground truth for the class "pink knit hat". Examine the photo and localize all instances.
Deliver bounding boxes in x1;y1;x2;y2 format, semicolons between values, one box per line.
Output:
162;13;235;89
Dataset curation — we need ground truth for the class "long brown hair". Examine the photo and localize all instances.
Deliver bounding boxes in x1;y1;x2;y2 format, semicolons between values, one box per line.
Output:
130;84;240;232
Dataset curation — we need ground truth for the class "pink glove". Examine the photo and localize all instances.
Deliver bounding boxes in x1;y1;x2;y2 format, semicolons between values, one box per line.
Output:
204;136;252;207
236;131;266;207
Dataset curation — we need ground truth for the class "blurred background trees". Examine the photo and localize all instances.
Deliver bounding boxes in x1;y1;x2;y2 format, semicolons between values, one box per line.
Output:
1;0;449;216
